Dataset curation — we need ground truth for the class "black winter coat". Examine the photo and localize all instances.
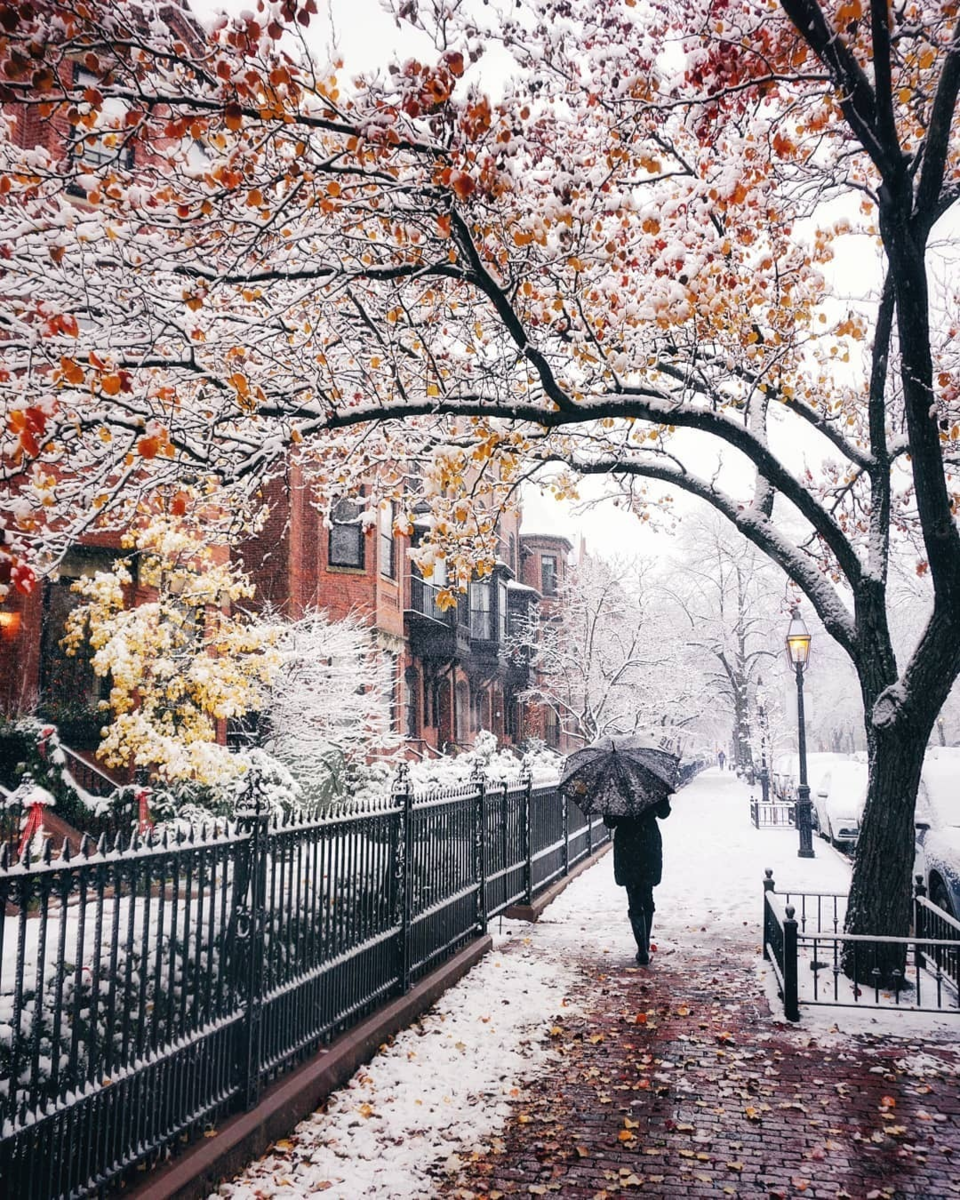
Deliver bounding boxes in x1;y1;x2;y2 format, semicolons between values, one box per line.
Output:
604;799;671;888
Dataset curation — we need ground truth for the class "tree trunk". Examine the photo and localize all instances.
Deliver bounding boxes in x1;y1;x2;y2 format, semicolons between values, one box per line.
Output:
843;722;924;978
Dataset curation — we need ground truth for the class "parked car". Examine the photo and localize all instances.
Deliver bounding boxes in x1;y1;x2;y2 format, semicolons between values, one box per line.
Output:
773;752;851;803
812;760;868;850
914;747;960;919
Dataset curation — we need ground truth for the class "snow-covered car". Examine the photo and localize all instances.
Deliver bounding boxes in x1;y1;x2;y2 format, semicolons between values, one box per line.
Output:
913;748;960;918
773;752;851;803
812;760;868;850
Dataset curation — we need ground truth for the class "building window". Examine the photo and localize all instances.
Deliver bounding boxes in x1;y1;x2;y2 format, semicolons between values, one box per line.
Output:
470;581;493;640
329;498;364;569
379;502;396;579
509;533;517;573
383;650;399;731
70;67;134;171
506;697;521;739
541;554;558;596
404;667;420;738
544;707;561;748
456;680;470;744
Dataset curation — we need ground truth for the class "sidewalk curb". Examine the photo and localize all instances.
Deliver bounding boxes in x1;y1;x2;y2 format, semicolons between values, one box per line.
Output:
128;935;492;1200
503;842;611;922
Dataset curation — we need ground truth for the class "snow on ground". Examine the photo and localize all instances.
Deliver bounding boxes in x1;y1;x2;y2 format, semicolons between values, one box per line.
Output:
216;932;581;1200
217;768;958;1200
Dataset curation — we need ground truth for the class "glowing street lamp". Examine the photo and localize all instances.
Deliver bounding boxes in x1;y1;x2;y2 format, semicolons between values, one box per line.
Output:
785;608;815;858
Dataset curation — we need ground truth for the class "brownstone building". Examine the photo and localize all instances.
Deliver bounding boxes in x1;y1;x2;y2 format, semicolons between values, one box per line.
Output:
233;466;575;758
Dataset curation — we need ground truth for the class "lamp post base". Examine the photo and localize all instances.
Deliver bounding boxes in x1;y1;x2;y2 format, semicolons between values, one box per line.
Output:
795;785;815;859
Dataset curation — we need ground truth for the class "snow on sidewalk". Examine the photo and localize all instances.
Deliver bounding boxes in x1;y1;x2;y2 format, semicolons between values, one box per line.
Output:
215;921;583;1198
215;769;955;1200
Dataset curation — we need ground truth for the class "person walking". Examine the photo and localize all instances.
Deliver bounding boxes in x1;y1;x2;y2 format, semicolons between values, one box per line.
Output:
605;797;671;965
717;748;726;771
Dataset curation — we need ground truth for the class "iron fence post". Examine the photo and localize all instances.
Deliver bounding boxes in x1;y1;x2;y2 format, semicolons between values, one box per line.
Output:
234;788;269;1110
521;766;532;903
762;868;775;961
914;874;927;971
783;903;800;1021
562;790;569;877
473;764;487;933
393;763;413;995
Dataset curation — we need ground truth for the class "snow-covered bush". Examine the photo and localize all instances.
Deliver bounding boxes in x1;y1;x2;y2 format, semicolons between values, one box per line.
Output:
389;732;562;798
256;609;403;803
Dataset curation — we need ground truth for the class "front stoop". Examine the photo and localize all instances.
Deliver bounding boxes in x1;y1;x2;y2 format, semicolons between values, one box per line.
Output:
129;935;492;1200
503;841;611;923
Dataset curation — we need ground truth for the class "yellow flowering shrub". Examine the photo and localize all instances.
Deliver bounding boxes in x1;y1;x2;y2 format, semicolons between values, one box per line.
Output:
62;513;280;783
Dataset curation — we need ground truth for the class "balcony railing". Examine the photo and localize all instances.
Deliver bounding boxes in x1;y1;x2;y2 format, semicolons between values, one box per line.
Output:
408;575;447;623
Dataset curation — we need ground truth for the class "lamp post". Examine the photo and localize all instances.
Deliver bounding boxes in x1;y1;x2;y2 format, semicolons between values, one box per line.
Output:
785;608;815;858
757;677;770;804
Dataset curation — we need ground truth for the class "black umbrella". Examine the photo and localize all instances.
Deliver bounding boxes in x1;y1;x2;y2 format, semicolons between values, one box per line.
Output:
559;733;681;817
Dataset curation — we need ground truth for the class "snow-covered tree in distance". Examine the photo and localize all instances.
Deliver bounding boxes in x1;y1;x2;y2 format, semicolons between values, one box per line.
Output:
659;516;787;773
513;554;704;745
2;0;960;973
257;609;402;805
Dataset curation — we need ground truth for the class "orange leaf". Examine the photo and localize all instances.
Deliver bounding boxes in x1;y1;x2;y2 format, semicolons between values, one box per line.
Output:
224;103;243;132
60;357;85;385
137;435;160;459
101;374;122;396
450;172;475;200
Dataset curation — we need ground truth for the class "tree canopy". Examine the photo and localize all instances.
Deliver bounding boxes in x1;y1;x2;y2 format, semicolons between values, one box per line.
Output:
2;0;960;959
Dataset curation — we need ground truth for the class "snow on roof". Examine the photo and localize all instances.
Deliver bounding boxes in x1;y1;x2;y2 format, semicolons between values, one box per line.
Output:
506;580;539;595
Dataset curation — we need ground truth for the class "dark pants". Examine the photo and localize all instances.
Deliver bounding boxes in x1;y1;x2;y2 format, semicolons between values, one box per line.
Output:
625;882;655;953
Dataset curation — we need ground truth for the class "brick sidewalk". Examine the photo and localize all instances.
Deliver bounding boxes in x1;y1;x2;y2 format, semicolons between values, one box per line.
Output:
440;934;960;1200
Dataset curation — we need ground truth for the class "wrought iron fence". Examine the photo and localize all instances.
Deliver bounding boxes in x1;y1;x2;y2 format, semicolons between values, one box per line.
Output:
762;870;960;1021
750;798;796;829
0;768;609;1200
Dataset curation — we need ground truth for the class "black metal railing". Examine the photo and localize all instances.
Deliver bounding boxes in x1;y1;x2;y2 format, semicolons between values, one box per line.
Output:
763;870;960;1021
750;797;796;829
0;770;610;1199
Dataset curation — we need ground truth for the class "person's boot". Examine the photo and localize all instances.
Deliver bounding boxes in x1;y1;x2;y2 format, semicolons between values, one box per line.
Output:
631;911;649;964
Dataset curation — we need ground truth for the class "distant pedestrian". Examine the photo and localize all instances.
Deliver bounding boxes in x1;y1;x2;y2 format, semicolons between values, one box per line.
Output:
717;749;726;771
604;798;671;965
